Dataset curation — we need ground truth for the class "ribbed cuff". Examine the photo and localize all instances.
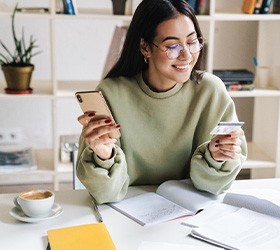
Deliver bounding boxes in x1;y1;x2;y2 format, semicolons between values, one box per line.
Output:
93;147;117;170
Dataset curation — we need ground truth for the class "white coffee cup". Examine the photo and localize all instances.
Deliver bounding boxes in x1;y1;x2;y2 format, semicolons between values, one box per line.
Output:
14;190;55;218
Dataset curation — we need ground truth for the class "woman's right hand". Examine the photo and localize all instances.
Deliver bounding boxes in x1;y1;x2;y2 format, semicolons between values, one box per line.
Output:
77;112;121;160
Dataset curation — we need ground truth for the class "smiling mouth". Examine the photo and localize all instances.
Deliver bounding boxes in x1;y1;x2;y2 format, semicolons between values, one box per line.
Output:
173;64;191;70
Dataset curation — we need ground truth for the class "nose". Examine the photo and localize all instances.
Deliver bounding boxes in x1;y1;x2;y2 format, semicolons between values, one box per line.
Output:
178;45;192;59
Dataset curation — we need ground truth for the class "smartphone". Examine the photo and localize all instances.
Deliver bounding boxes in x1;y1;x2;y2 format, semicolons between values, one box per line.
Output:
75;90;120;138
210;122;244;135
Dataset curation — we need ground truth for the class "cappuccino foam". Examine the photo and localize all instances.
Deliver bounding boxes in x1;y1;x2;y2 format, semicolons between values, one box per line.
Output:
21;191;53;200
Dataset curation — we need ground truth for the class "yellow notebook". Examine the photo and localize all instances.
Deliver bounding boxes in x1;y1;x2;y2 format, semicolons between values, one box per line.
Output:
47;223;116;250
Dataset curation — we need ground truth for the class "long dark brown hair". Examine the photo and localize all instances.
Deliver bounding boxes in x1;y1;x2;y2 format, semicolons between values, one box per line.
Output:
105;0;205;82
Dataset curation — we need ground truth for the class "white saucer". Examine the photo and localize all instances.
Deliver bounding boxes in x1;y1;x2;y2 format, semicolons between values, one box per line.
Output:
9;203;63;223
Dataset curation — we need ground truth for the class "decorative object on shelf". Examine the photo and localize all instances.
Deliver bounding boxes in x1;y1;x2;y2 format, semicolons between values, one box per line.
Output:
111;0;127;15
254;66;270;89
60;134;79;163
0;3;41;94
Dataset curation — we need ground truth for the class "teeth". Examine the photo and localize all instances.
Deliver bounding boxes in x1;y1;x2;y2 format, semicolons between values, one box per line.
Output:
175;65;190;70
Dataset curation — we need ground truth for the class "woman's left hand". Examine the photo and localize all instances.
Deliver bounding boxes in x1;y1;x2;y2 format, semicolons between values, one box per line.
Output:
208;130;244;162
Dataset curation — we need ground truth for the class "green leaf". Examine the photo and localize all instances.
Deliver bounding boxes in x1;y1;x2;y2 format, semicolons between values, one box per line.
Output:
0;2;42;66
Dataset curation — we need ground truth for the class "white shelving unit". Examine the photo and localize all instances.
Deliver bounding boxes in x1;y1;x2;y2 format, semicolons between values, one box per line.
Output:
0;0;280;190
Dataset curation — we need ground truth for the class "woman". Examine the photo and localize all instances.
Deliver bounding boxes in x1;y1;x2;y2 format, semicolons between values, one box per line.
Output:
77;0;247;204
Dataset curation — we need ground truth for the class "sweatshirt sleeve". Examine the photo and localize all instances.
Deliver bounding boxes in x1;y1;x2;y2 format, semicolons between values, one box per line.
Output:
190;93;248;195
190;135;247;195
76;137;130;204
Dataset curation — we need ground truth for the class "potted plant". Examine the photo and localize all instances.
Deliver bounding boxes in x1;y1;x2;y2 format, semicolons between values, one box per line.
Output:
0;4;41;94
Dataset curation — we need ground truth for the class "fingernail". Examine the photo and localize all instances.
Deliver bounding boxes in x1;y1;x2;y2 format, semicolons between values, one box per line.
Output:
225;134;231;138
115;124;121;128
215;140;219;143
88;112;95;117
215;144;219;147
105;119;112;124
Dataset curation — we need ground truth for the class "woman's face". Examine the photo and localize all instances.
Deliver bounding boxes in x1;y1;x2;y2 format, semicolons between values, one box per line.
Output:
143;14;200;92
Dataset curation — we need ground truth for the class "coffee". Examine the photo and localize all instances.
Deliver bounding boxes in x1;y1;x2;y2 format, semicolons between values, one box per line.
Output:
21;191;52;200
14;190;55;218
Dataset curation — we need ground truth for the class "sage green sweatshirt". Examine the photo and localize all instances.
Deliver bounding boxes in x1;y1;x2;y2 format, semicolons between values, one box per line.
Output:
77;72;247;204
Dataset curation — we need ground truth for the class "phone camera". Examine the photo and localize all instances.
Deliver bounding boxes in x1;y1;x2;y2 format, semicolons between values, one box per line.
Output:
76;95;83;103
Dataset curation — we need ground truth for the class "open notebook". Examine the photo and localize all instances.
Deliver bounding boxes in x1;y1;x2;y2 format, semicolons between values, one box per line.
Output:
109;179;224;226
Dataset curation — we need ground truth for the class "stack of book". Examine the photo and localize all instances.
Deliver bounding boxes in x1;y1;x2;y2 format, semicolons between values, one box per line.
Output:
0;147;36;173
213;69;255;91
242;0;279;14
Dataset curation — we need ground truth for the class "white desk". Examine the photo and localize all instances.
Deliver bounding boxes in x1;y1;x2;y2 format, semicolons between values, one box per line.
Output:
1;178;280;250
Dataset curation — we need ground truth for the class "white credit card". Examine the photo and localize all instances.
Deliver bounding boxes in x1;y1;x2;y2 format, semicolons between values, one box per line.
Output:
210;122;244;135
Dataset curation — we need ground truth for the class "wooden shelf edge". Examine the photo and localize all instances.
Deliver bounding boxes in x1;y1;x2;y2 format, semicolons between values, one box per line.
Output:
243;142;276;169
0;170;55;185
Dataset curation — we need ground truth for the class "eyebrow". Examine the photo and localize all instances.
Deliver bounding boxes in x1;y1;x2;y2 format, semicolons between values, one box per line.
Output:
161;31;196;42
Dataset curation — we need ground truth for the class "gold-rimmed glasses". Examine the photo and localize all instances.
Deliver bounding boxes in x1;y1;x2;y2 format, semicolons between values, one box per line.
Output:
152;37;205;59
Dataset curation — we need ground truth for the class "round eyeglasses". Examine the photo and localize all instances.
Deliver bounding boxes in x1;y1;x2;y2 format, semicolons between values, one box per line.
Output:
152;37;205;60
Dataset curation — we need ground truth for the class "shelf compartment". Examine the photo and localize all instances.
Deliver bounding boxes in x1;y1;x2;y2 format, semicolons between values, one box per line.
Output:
57;162;75;184
56;80;99;97
0;80;53;97
0;170;55;185
55;12;132;22
0;148;55;185
214;13;280;21
229;89;280;98
243;142;276;169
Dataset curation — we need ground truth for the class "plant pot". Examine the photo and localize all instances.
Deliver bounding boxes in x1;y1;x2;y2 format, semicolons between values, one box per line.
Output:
111;0;127;15
1;64;34;94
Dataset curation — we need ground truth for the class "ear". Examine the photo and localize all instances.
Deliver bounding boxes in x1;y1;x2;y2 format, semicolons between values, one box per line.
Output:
140;38;151;58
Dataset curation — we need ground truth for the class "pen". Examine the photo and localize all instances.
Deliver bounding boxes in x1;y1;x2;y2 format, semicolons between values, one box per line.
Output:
90;195;103;223
253;56;258;67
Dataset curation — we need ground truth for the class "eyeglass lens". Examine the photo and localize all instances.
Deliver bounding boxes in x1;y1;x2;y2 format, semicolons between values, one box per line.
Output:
166;38;203;59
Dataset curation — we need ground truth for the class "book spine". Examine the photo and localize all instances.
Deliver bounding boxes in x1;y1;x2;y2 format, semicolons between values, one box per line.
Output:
63;0;75;15
273;0;280;13
253;0;264;13
198;0;210;15
194;0;201;14
242;0;257;14
187;0;200;14
71;0;78;14
260;0;273;13
226;83;254;91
